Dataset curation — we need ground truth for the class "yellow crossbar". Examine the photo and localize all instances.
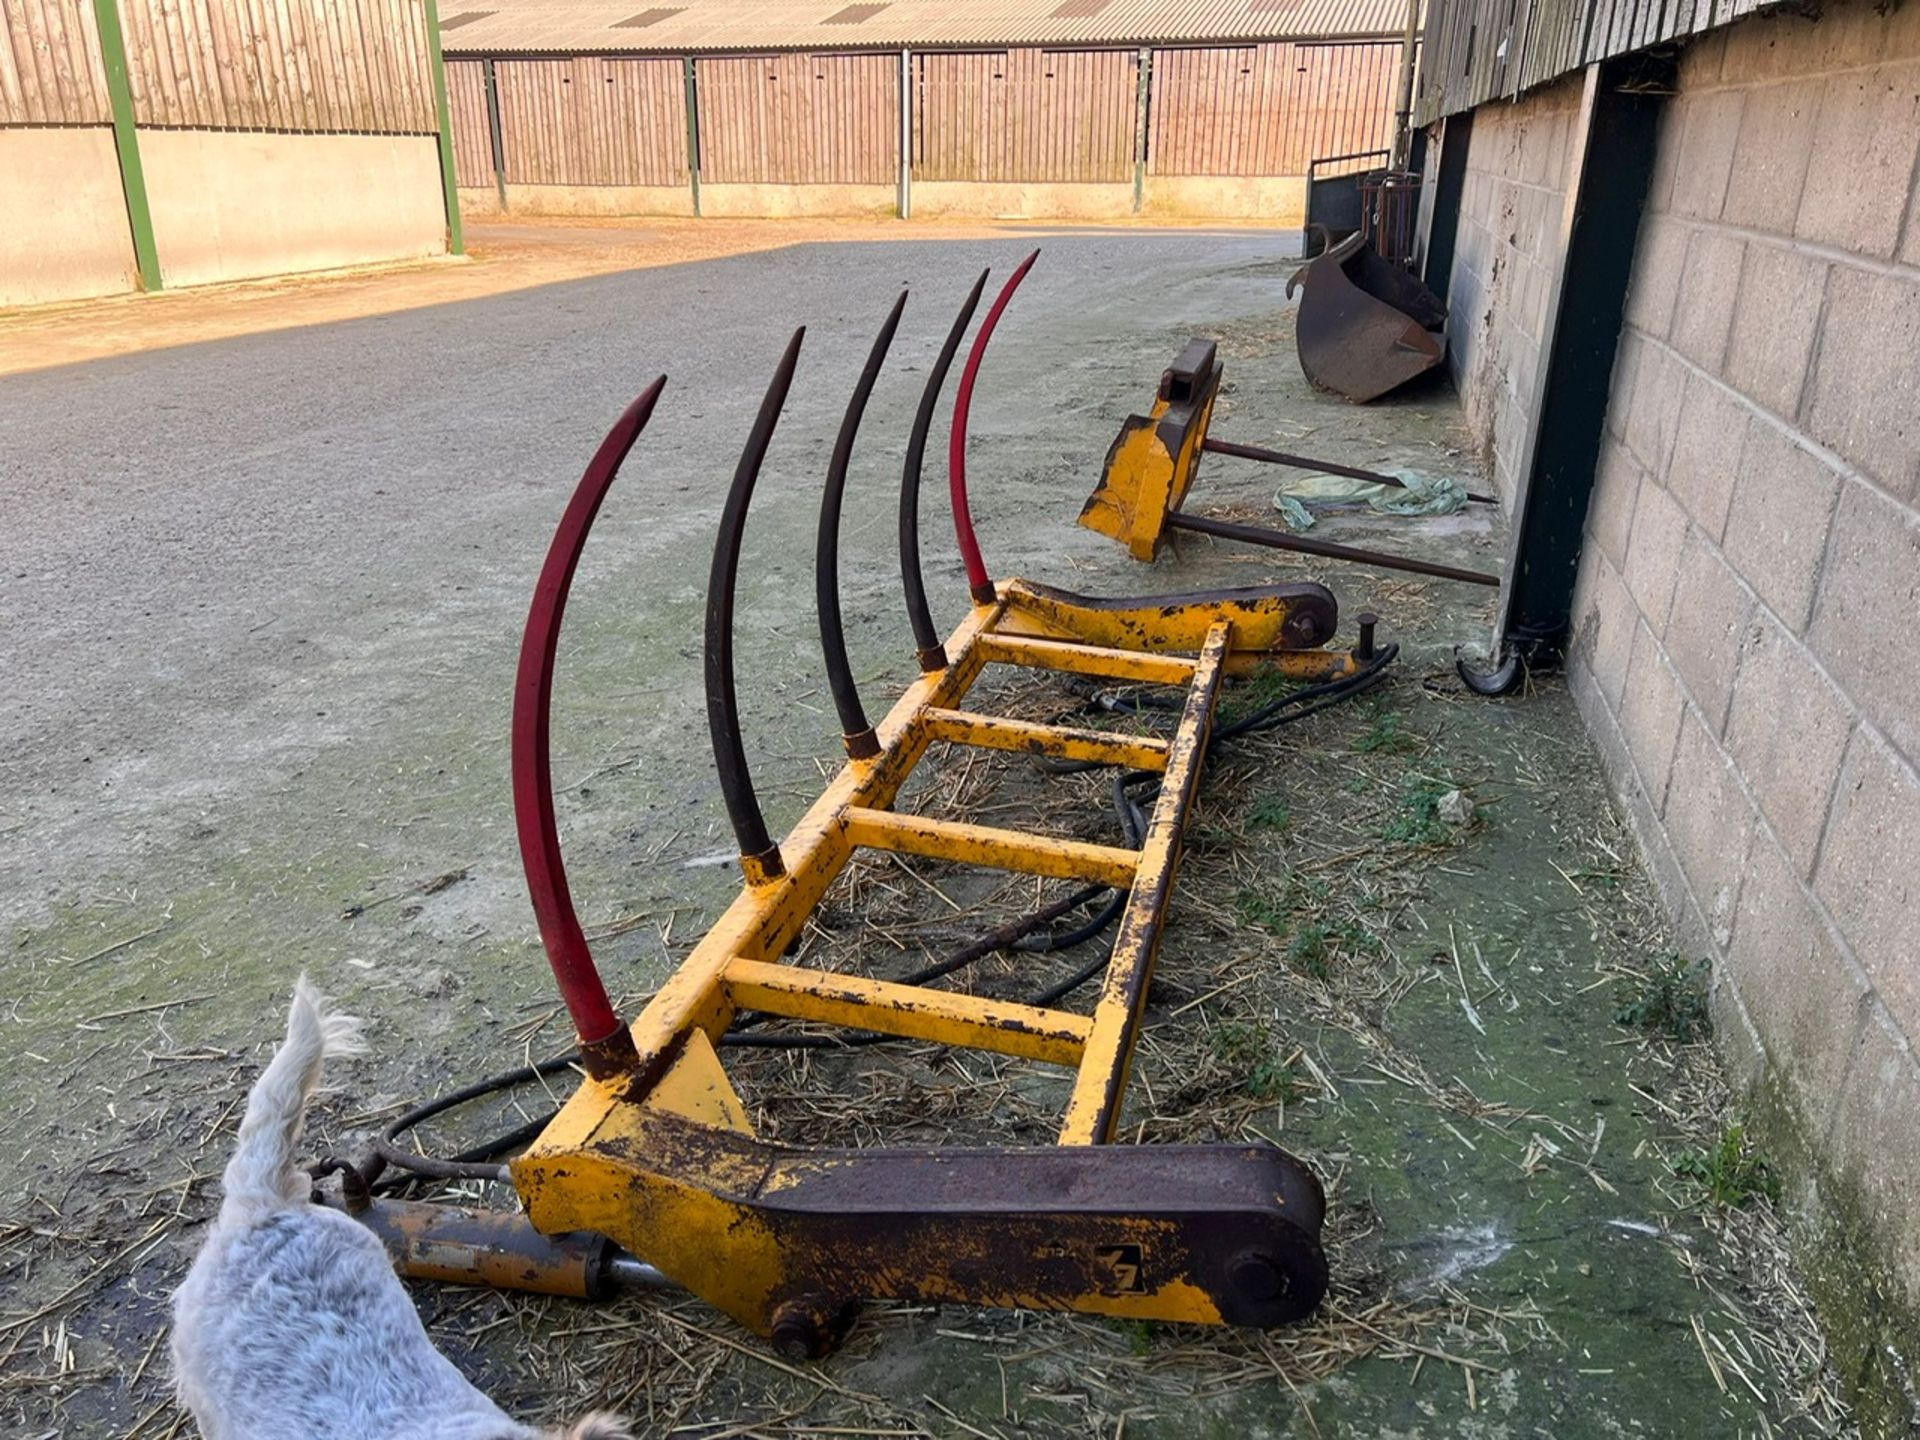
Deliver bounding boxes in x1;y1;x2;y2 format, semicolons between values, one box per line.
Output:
919;708;1170;772
723;958;1090;1068
842;807;1141;888
976;633;1198;686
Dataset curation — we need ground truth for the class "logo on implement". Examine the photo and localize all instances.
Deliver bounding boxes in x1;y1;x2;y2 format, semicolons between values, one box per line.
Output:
1095;1243;1146;1295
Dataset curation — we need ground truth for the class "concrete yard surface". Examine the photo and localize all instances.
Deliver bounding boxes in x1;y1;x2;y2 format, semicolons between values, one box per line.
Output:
0;230;1861;1436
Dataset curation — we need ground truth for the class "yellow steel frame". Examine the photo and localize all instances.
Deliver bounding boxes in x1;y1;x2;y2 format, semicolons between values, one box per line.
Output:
513;578;1353;1338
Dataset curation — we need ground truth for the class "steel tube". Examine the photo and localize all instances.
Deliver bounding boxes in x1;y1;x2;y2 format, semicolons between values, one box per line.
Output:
949;249;1039;604
511;379;664;1076
900;268;989;670
707;329;806;882
1201;436;1495;504
819;292;908;760
1166;511;1500;587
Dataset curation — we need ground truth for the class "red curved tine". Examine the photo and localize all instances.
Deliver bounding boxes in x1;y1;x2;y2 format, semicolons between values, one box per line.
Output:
947;248;1040;605
511;378;665;1078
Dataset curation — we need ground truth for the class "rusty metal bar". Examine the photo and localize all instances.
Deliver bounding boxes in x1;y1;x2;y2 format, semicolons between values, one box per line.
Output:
708;329;806;886
722;958;1090;1067
901;268;989;672
819;291;909;761
919;708;1170;772
1166;511;1499;587
1060;622;1230;1146
842;807;1141;888
976;632;1200;685
949;249;1040;604
1201;436;1495;505
511;379;664;1077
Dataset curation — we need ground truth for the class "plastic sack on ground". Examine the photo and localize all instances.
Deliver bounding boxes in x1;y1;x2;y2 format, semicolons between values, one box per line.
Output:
1272;470;1469;531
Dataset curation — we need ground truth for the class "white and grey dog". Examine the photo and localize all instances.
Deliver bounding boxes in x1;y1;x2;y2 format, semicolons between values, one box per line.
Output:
171;976;633;1440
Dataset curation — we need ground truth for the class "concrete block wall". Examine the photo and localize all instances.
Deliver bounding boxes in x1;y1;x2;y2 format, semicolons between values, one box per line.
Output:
1557;0;1920;1398
1442;74;1583;502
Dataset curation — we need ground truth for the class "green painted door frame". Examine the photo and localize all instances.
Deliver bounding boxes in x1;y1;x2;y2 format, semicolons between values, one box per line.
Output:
420;0;466;254
90;0;162;291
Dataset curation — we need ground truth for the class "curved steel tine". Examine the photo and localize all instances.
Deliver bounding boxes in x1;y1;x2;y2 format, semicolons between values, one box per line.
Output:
707;327;806;886
900;268;989;672
819;290;909;761
948;248;1039;605
512;377;665;1078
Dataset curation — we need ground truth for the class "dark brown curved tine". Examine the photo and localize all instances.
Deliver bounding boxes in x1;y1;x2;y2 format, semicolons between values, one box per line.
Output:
707;328;805;886
512;377;665;1078
949;248;1040;605
900;268;989;672
819;290;909;761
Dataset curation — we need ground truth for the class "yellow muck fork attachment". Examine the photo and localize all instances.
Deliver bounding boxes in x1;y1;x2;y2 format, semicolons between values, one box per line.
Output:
503;262;1370;1356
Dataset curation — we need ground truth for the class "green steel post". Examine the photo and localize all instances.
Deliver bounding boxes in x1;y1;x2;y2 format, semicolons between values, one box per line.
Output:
421;0;465;254
897;48;911;219
483;57;507;211
683;57;702;216
1132;46;1152;215
90;0;161;291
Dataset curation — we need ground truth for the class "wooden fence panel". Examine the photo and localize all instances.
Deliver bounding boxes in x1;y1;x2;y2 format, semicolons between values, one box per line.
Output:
913;48;1136;183
696;52;895;185
445;56;492;187
115;0;437;133
495;56;686;186
0;0;113;125
1148;42;1400;176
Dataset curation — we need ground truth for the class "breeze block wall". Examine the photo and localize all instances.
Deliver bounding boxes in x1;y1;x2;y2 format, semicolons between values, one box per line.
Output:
1560;0;1920;1417
1441;73;1583;502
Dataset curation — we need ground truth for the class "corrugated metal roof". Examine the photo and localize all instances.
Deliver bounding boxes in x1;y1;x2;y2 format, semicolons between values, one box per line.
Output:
439;0;1417;55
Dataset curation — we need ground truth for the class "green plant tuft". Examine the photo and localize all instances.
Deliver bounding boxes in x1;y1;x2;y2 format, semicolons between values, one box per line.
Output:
1286;924;1331;979
1382;775;1461;846
1673;1125;1781;1209
1353;707;1416;754
1615;954;1711;1043
1211;1020;1308;1102
1247;794;1292;832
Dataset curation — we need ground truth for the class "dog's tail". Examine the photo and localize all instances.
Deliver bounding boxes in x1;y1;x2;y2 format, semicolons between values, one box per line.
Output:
219;974;365;1227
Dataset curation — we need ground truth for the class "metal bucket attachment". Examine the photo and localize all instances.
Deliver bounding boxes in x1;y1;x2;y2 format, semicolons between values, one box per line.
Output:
1287;234;1448;403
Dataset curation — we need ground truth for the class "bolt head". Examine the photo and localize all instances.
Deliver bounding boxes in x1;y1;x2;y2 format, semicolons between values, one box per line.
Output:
1229;1249;1290;1305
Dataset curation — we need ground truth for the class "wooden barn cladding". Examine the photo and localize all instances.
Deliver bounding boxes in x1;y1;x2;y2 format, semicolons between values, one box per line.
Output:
914;49;1137;183
0;0;113;125
698;52;893;184
495;55;687;184
444;40;1409;191
445;58;495;186
114;0;440;133
1149;42;1400;176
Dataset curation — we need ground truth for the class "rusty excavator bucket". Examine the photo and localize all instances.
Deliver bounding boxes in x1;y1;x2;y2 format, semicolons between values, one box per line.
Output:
326;253;1417;1357
1286;232;1449;403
